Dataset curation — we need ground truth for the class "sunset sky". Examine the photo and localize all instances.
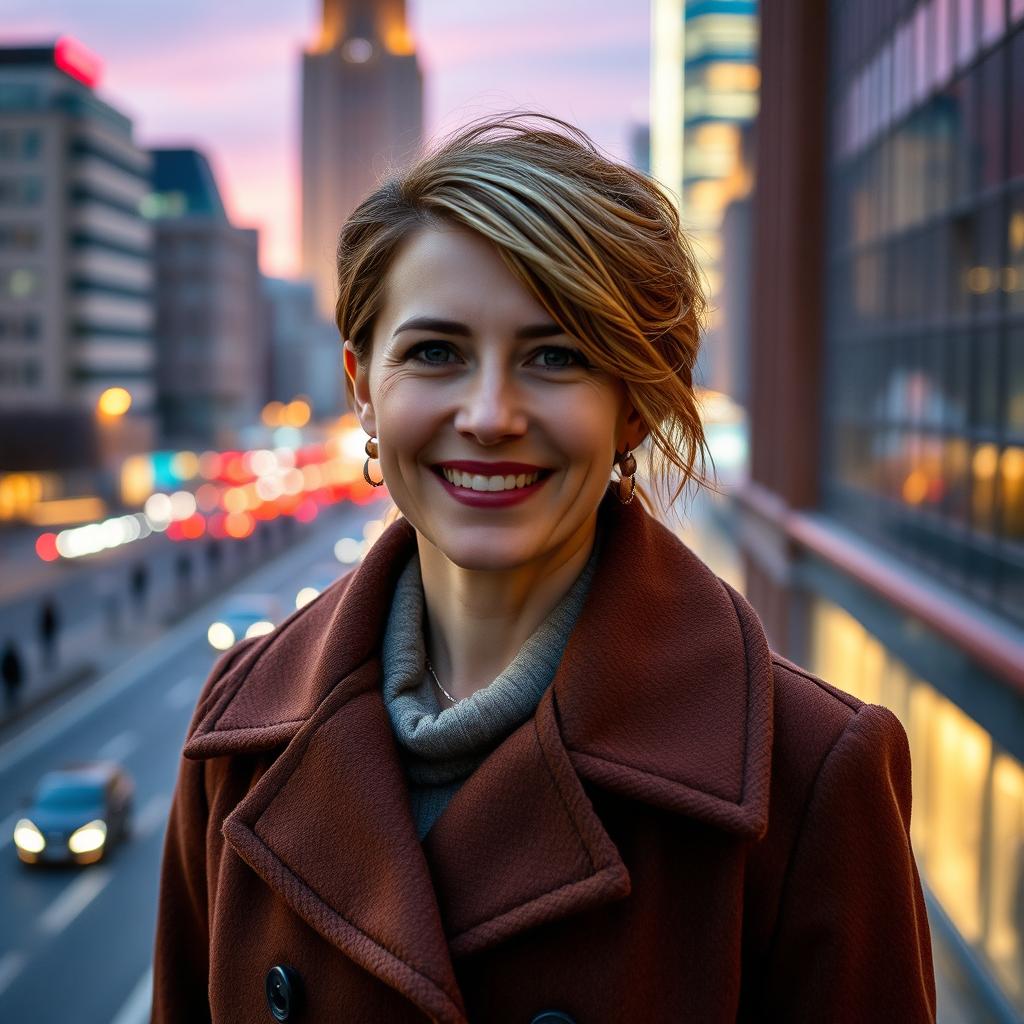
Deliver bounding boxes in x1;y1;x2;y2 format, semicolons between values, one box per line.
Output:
2;1;650;276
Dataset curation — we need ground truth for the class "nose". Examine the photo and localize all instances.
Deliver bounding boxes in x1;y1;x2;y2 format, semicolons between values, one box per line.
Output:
452;359;528;444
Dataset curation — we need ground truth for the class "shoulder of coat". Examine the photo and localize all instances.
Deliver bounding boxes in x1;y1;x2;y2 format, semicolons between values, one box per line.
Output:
768;652;867;770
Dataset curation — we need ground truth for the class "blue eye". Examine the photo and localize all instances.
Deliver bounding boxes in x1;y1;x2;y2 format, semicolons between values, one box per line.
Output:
407;341;457;364
530;346;589;369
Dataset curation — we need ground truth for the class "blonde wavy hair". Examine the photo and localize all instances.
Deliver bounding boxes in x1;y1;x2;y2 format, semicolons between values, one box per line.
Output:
336;111;715;516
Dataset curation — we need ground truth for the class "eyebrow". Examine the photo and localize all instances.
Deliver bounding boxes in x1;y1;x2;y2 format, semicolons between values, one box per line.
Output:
391;316;566;340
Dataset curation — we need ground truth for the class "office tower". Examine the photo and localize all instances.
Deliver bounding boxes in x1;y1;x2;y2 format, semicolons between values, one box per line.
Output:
301;0;423;318
739;2;1024;1018
650;0;759;395
262;276;342;419
0;39;154;460
147;149;264;447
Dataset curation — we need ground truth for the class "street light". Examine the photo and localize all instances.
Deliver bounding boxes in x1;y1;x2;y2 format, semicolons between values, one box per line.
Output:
97;387;132;419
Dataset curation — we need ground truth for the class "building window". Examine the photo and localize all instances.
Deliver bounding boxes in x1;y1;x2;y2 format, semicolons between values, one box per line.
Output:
1009;193;1024;314
1;267;39;300
825;14;1023;623
21;129;41;160
0;175;43;206
986;753;1024;1006
0;224;41;251
0;313;41;343
956;0;978;69
1012;34;1024;180
935;0;955;87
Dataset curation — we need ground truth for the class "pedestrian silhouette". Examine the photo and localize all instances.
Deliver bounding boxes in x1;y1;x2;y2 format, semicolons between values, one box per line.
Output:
39;601;59;670
130;563;149;615
175;554;192;602
2;643;24;709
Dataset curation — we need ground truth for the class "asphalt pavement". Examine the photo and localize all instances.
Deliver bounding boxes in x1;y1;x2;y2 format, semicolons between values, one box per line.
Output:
0;501;380;1023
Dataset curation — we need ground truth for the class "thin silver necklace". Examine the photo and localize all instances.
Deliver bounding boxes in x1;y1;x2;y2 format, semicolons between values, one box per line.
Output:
424;657;458;705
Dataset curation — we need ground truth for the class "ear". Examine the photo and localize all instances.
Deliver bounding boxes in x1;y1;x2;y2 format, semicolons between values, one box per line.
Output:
617;401;649;454
343;340;377;437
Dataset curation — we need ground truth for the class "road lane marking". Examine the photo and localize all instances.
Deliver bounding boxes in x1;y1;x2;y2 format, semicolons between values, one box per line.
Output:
96;729;139;763
163;675;198;709
110;964;153;1024
0;951;25;997
39;867;111;936
136;792;171;841
0;506;371;776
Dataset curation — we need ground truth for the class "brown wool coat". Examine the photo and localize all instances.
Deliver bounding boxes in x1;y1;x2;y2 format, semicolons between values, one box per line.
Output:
153;490;937;1023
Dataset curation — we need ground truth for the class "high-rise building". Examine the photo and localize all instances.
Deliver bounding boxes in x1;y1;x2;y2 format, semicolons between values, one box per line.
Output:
650;0;759;395
0;39;154;455
262;276;343;419
738;2;1024;1018
301;0;423;318
147;148;265;448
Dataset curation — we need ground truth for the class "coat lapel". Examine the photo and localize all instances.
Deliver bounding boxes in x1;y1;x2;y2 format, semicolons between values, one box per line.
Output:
218;664;467;1023
423;688;631;958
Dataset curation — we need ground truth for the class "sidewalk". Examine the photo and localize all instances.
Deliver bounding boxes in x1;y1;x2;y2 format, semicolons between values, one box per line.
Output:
0;611;164;734
0;503;367;735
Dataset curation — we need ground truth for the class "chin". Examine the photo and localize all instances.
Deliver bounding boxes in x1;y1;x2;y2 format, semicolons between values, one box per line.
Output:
430;534;546;572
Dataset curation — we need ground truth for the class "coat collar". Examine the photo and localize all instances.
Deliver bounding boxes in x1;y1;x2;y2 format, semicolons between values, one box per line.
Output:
184;489;773;1023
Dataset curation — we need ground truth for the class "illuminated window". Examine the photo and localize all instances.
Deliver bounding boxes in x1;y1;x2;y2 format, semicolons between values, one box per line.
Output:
1001;447;1024;541
704;62;760;93
986;754;1024;1004
972;443;999;535
918;690;990;941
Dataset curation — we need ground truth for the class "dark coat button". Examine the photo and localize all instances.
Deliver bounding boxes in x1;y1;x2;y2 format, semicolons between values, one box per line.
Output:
530;1013;576;1024
265;964;302;1021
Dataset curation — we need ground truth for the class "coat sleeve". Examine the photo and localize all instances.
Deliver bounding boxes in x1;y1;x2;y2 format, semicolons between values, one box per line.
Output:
152;641;256;1023
152;752;212;1023
759;703;937;1022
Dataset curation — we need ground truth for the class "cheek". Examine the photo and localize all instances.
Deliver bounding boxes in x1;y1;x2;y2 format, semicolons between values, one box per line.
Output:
549;392;622;463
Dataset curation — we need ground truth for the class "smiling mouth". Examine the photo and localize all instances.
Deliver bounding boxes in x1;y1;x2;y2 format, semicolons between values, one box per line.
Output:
433;466;552;493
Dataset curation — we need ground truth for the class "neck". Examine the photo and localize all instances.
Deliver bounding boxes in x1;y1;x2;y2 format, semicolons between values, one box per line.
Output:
415;517;597;702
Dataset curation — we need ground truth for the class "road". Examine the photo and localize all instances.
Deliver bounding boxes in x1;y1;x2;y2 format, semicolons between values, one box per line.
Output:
0;501;381;1023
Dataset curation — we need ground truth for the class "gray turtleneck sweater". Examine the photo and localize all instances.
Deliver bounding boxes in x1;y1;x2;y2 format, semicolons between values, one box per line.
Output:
381;542;599;840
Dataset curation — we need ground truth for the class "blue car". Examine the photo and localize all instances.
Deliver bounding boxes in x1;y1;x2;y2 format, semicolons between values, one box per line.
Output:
14;761;134;866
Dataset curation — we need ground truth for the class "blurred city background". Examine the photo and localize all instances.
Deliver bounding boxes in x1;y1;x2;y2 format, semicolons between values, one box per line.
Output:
0;1;1021;1021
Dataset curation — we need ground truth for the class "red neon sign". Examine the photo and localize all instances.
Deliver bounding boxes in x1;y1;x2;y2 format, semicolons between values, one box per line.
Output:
54;36;102;88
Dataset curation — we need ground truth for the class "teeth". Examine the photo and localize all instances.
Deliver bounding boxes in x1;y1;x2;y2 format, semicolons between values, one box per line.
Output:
441;468;541;491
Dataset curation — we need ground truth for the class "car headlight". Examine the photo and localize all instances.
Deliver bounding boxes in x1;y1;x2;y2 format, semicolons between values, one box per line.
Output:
245;620;274;639
207;621;235;650
13;818;45;854
295;587;319;609
68;819;107;854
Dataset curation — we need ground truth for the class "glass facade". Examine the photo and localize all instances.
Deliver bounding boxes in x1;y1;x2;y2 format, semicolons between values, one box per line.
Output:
809;597;1024;1013
824;0;1024;626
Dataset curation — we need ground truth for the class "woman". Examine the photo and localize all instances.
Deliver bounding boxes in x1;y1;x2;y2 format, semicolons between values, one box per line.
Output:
153;114;936;1023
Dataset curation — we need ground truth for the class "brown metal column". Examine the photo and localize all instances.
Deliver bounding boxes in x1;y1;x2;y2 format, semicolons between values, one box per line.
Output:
741;0;830;651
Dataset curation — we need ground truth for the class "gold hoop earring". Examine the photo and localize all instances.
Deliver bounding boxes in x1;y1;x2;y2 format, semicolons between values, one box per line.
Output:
615;446;636;505
363;436;384;487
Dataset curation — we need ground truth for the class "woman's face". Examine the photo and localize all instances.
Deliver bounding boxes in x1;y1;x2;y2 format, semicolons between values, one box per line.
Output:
344;224;643;572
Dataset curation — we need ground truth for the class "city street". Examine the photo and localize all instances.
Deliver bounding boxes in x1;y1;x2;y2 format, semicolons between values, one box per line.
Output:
0;502;378;1022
